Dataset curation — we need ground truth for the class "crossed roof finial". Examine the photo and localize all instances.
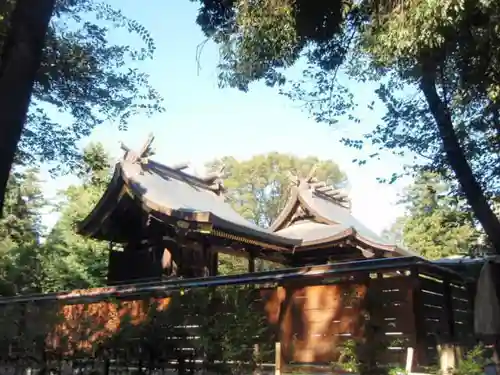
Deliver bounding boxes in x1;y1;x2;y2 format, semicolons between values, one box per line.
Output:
200;164;227;195
306;164;318;183
287;164;351;210
120;133;155;164
286;164;318;186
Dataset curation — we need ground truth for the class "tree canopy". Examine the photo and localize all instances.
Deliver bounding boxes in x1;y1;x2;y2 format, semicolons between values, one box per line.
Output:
0;143;112;295
383;172;481;260
191;0;500;251
8;0;163;169
0;168;45;295
207;153;347;227
0;0;163;214
42;143;111;292
207;153;347;274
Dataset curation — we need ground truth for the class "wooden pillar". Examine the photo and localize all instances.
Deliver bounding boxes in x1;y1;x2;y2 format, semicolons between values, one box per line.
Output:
210;250;218;276
249;251;256;273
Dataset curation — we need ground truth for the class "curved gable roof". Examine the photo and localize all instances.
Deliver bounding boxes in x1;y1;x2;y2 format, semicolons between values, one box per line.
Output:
270;177;419;256
78;158;299;248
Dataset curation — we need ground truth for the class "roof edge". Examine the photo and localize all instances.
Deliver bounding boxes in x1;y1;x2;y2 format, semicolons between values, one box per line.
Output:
77;164;126;237
269;187;300;231
294;227;421;257
80;161;300;248
296;190;337;226
211;215;300;249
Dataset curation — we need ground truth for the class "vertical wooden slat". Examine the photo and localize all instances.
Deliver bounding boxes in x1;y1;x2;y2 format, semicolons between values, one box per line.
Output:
249;251;256;273
210;251;218;277
360;272;378;373
443;278;455;341
411;267;428;368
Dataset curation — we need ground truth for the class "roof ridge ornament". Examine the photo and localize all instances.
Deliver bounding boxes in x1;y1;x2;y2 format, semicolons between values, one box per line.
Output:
305;164;318;183
120;133;155;165
286;164;319;187
287;164;352;211
314;186;352;210
200;164;227;196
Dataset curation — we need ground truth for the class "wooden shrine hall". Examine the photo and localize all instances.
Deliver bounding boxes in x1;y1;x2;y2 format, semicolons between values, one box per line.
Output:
78;136;417;285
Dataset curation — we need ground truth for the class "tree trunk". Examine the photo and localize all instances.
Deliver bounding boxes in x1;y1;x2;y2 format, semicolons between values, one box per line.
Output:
0;0;56;216
419;59;500;253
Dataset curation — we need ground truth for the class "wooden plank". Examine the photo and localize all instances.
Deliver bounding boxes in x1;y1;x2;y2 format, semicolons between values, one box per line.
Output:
423;318;449;338
377;301;414;317
370;276;413;291
422;346;439;366
380;333;414;349
275;342;282;375
452;308;471;320
451;297;470;311
371;315;415;335
304;314;360;325
450;283;468;297
302;320;356;335
421;304;446;320
453;320;472;332
419;276;446;295
371;288;411;304
420;290;446;307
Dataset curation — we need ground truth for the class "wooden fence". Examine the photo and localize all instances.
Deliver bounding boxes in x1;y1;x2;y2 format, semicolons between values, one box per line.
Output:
0;256;475;374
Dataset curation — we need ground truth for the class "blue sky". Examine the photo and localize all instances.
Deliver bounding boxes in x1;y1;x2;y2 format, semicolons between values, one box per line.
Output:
40;0;412;234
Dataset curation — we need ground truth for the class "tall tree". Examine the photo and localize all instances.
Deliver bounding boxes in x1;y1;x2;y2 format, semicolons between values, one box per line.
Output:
207;153;347;274
0;0;163;214
207;153;347;227
0;0;56;216
42;143;111;292
384;172;481;260
191;0;500;252
0;168;45;295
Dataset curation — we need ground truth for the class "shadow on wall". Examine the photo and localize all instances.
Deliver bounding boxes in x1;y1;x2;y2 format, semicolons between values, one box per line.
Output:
261;282;367;364
0;286;270;373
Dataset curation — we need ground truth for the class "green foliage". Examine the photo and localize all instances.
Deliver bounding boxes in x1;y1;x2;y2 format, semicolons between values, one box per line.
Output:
192;0;500;249
381;216;405;247
0;168;45;295
207;153;346;273
207;153;347;228
385;172;480;259
0;0;163;170
42;143;111;291
0;143;112;294
202;287;271;374
334;339;360;373
218;253;249;275
192;0;345;91
452;344;488;375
